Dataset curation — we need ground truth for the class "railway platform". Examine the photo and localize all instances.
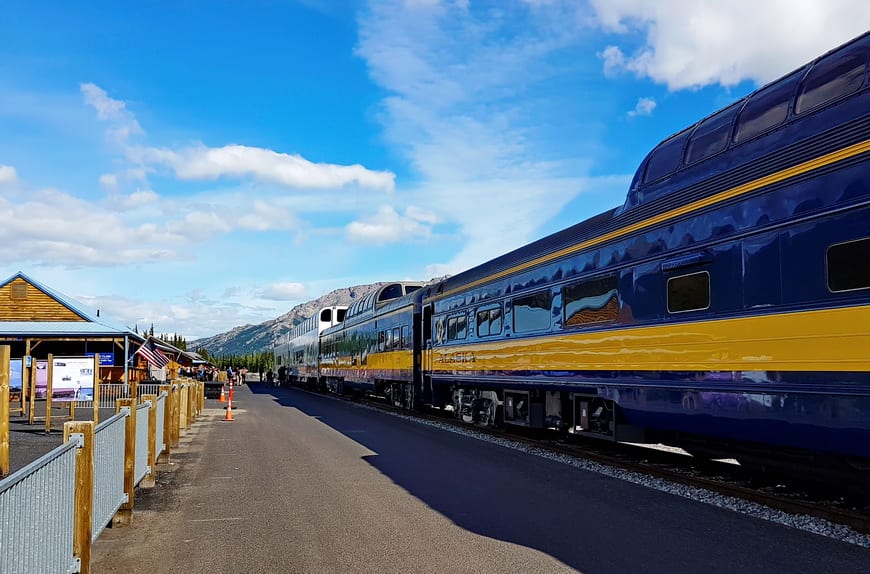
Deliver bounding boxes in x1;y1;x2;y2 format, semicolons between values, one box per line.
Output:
89;383;869;574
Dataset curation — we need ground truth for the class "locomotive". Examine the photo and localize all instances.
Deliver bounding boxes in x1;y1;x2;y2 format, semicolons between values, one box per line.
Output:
277;31;870;479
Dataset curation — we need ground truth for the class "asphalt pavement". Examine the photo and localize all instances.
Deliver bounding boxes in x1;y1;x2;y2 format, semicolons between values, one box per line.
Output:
89;383;870;574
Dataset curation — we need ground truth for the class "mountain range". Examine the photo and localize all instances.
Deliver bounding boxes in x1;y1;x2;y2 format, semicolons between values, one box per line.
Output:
189;280;442;357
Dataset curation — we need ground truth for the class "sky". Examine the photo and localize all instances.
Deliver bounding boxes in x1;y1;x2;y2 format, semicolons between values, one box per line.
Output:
1;1;868;341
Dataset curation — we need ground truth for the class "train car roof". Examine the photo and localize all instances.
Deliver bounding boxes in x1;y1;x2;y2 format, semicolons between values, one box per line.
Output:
425;30;870;301
625;30;870;211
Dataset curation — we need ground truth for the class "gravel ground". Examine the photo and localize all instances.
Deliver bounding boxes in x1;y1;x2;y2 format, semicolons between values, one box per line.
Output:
4;406;121;476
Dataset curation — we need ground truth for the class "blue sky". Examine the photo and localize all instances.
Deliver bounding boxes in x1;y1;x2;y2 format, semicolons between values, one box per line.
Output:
1;1;867;340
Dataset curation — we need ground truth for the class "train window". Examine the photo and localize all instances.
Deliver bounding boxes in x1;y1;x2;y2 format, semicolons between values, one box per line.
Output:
513;291;553;333
378;331;385;352
563;276;619;328
337;308;346;322
392;327;400;350
476;304;503;337
685;104;738;165
827;237;870;292
642;130;690;184
434;316;445;344
401;325;408;348
667;271;710;313
320;309;332;322
379;283;404;302
796;51;867;114
734;72;800;143
447;314;467;341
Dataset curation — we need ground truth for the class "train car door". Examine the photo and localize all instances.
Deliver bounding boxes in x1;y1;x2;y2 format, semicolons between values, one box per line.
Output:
420;303;434;401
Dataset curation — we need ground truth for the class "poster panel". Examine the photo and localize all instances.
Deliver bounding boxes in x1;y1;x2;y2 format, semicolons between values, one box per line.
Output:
9;358;23;391
35;360;48;398
51;357;96;401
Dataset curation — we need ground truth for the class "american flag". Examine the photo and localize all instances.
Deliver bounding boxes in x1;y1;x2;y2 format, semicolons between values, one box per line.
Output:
135;338;170;368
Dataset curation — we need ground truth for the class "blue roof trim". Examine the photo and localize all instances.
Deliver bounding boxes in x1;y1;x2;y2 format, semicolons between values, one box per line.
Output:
0;322;143;337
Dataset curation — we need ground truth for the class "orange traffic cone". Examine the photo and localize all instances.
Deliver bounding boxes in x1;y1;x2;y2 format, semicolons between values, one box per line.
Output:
219;386;226;403
223;382;234;421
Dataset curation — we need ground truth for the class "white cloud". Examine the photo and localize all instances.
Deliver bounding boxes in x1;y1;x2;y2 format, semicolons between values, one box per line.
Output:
590;0;870;89
80;83;395;195
0;164;17;185
235;200;299;231
346;205;435;245
80;83;144;144
127;144;396;191
99;173;118;190
355;0;609;271
114;188;159;210
259;282;307;301
0;188;183;266
628;97;656;117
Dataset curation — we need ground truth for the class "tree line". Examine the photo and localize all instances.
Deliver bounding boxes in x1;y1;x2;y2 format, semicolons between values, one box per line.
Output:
196;349;274;373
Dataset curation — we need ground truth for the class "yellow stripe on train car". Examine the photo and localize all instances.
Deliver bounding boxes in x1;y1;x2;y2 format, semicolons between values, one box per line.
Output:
433;140;870;301
357;349;415;371
428;305;870;373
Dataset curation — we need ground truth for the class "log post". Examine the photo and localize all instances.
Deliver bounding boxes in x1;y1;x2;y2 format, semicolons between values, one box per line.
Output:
0;345;9;477
186;382;194;429
114;397;136;525
141;394;157;488
158;384;171;463
64;420;95;574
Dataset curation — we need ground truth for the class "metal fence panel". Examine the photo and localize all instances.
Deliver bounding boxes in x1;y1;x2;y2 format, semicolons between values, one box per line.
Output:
0;441;79;574
138;383;162;399
98;383;128;409
134;402;151;485
92;412;127;542
156;391;166;457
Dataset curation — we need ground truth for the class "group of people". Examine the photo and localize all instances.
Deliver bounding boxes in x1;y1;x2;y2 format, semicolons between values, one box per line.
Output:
263;365;288;387
225;366;249;384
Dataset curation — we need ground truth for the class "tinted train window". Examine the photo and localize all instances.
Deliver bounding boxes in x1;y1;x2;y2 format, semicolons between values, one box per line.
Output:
476;304;503;337
643;130;690;184
734;72;800;143
447;314;467;341
320;309;332;322
667;272;710;313
828;238;870;291
337;309;346;322
379;283;404;302
685;104;738;165
513;292;553;333
378;331;385;352
563;276;619;327
796;52;867;114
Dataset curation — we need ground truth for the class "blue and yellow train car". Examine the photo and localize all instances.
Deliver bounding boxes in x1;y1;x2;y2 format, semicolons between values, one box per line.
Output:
320;282;423;405
420;31;870;467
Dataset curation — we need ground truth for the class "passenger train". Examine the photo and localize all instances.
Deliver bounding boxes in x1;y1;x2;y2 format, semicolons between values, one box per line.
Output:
275;32;870;480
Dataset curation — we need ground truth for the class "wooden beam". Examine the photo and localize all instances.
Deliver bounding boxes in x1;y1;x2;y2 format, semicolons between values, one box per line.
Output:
0;345;9;477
